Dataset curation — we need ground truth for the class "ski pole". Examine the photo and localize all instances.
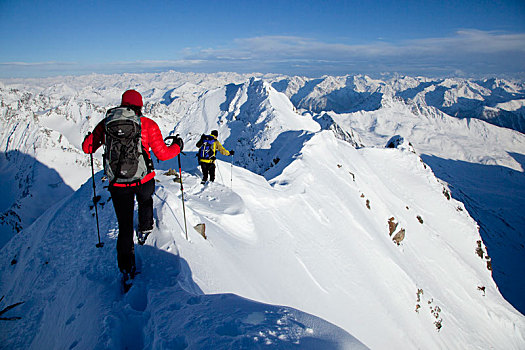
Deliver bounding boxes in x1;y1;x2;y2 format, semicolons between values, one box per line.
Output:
216;160;224;184
230;154;233;189
90;153;104;248
164;135;189;240
177;153;189;240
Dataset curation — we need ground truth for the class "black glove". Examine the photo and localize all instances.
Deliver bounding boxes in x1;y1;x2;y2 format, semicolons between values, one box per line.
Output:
164;135;184;152
229;150;235;156
174;136;184;151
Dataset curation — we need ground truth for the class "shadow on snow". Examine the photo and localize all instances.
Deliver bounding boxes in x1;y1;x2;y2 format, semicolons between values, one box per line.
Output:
421;154;525;315
0;150;74;248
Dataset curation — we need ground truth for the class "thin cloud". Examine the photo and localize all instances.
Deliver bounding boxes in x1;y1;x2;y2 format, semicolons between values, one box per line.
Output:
408;30;525;53
187;30;525;60
1;30;524;78
0;60;205;78
176;30;525;77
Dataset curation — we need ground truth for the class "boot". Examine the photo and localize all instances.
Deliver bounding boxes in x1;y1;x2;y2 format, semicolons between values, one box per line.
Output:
137;229;152;245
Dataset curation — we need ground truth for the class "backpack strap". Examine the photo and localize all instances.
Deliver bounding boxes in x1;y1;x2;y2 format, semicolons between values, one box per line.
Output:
142;146;154;173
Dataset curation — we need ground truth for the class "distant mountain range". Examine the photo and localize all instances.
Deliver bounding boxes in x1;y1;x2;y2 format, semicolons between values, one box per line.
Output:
272;75;525;133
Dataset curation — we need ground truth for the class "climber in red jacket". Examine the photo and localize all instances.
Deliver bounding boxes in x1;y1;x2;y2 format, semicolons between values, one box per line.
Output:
82;90;183;287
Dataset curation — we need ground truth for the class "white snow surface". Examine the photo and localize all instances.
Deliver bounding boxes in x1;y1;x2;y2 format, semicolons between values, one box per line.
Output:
1;71;525;349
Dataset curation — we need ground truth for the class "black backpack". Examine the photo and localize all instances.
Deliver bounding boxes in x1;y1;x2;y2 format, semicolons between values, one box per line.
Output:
198;135;216;161
103;107;153;185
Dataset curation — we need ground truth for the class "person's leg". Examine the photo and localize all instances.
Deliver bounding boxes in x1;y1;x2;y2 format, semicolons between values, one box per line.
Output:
201;162;209;182
109;187;136;273
209;163;216;182
136;179;155;232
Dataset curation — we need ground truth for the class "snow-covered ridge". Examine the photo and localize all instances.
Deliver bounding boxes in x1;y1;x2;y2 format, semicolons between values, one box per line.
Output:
173;77;319;176
1;71;524;349
271;74;525;133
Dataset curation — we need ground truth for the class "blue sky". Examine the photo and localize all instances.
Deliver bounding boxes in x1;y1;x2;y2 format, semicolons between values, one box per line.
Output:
1;0;524;78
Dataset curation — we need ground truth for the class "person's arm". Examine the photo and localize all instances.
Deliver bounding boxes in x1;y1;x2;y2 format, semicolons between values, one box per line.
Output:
215;141;231;156
143;117;180;161
82;120;105;154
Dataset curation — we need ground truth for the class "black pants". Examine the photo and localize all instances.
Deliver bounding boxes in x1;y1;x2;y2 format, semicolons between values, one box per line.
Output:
200;162;216;182
109;179;155;273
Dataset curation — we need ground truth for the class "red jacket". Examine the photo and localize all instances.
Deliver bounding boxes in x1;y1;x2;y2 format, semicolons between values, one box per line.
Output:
82;116;180;187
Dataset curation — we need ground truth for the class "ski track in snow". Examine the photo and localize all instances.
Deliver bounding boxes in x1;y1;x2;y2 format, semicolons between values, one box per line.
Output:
295;256;330;294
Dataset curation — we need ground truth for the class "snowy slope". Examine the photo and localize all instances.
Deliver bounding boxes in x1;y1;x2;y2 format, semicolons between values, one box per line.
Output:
327;97;525;315
1;71;525;349
0;87;95;247
1;131;523;349
0;171;365;349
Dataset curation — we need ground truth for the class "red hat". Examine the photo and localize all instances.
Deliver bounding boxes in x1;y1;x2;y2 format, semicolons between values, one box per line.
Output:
121;90;143;107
